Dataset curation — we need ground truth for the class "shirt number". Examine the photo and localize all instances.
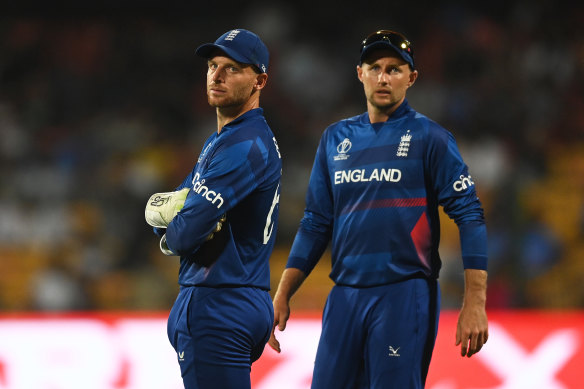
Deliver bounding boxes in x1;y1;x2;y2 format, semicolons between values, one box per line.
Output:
263;184;280;244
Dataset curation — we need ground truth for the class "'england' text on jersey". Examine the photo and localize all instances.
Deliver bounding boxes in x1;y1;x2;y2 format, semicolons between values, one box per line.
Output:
334;168;402;185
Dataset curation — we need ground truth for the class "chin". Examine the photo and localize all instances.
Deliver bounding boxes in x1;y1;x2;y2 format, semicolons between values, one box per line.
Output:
372;101;396;111
207;97;225;108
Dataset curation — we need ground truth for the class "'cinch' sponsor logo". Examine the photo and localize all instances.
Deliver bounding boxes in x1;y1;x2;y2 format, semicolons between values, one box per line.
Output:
192;173;224;208
334;168;402;184
452;174;474;192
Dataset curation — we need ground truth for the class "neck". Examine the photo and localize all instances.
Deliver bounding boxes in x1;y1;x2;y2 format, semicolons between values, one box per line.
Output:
216;96;260;133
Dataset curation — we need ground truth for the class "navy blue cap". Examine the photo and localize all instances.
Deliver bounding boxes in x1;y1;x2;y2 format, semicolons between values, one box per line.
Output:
360;30;415;70
196;29;269;73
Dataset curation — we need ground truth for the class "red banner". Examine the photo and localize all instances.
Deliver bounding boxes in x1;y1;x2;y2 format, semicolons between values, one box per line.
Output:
425;311;584;389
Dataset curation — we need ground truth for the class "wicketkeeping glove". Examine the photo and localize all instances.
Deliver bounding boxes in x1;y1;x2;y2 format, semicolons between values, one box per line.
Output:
206;214;227;241
145;187;190;228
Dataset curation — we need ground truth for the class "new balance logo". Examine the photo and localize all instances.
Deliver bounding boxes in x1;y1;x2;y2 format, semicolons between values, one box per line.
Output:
225;30;240;41
388;346;401;357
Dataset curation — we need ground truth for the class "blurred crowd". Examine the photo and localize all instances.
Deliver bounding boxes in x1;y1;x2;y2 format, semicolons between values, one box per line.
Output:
0;1;583;313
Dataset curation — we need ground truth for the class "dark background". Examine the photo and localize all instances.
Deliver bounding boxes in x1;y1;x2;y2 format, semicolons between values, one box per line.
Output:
0;0;583;312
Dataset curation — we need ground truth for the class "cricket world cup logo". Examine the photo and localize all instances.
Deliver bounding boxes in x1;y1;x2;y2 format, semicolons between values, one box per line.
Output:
334;138;352;161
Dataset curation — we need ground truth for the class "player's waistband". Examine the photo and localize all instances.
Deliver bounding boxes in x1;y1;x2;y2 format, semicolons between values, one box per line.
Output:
178;283;270;292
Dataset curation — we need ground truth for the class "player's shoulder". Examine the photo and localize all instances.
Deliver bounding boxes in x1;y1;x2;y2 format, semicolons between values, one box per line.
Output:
322;113;367;138
330;112;365;129
220;111;273;144
410;110;453;143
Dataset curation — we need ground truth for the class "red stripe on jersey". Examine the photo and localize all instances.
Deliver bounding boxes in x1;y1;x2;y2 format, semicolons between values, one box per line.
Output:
411;211;432;269
341;197;427;213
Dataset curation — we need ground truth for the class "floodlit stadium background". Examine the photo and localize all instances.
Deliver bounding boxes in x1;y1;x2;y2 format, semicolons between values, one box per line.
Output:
0;1;583;388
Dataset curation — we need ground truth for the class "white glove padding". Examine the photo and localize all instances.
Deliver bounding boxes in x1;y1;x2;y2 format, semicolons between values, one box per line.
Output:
158;214;228;256
145;187;190;228
159;234;175;256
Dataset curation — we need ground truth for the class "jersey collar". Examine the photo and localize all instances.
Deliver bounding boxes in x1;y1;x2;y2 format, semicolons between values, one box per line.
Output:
362;99;412;124
221;108;264;132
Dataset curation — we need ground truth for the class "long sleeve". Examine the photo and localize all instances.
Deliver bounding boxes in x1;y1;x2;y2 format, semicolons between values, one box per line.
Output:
287;136;333;276
427;130;488;270
166;137;267;256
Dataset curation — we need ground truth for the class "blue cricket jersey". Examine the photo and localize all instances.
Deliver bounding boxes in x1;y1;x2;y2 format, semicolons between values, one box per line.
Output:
287;100;487;287
157;108;282;289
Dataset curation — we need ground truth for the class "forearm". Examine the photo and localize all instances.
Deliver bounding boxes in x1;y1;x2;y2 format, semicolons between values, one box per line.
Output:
286;219;331;276
462;269;487;308
165;193;228;255
273;268;307;304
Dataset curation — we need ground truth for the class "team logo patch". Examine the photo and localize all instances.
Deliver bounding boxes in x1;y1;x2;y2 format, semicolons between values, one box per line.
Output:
334;138;352;161
224;30;240;41
396;130;412;157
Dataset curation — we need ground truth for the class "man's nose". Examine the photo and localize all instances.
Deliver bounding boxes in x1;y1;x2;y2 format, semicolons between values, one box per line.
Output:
378;71;389;84
211;68;224;82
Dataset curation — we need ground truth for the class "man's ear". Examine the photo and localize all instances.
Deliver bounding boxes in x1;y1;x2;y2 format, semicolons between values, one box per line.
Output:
356;65;363;83
408;69;418;87
254;73;268;90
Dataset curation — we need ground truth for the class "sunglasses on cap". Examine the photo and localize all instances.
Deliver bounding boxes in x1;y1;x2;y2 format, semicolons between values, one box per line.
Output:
361;30;413;55
360;30;415;68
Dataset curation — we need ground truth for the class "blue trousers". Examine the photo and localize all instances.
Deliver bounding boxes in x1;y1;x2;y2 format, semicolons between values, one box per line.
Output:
311;278;440;389
167;286;273;389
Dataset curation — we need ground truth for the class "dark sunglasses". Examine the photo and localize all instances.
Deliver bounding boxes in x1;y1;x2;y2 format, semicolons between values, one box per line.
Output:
360;30;414;57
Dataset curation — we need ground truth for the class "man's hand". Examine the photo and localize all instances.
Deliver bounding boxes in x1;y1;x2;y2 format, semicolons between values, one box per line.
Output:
145;188;190;228
269;296;291;353
455;269;489;357
268;268;307;353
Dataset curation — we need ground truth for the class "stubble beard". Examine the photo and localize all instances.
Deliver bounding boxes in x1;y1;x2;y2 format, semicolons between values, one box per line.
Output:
208;95;236;108
208;92;249;109
370;98;397;113
368;88;405;113
207;81;255;109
